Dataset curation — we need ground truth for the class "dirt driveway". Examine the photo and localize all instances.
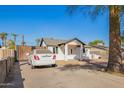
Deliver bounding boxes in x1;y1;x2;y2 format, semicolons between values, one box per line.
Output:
3;60;124;88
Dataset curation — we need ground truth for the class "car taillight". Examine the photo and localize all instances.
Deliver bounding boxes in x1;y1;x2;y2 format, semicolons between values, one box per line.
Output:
34;55;40;60
53;55;56;60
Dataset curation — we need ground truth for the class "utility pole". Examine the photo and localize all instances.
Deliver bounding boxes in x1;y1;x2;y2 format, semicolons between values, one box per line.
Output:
21;34;26;46
11;33;18;50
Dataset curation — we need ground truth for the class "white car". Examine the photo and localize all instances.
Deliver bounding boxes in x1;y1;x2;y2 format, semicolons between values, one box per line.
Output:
28;49;56;69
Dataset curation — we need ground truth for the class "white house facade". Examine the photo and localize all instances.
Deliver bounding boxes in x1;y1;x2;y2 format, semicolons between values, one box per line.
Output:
40;38;86;61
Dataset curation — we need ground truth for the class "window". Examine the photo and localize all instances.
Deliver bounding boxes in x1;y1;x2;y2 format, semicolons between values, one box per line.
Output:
53;47;55;53
83;48;85;53
71;49;73;54
53;47;58;54
56;47;58;54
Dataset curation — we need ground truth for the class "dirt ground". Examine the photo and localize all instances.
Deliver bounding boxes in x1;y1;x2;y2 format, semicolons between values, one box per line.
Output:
3;60;124;88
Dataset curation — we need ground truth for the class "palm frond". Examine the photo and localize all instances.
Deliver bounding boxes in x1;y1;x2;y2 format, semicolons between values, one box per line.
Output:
67;5;108;20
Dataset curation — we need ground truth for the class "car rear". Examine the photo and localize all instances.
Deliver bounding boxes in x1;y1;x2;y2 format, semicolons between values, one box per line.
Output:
31;49;56;67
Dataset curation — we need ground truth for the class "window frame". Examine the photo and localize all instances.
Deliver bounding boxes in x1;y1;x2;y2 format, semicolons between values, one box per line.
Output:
71;49;73;54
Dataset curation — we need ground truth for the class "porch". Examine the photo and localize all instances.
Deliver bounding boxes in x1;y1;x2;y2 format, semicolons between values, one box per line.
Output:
61;40;85;61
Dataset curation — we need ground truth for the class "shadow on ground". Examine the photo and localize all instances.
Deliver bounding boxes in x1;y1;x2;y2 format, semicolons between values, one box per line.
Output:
1;62;24;88
57;61;108;72
20;62;28;66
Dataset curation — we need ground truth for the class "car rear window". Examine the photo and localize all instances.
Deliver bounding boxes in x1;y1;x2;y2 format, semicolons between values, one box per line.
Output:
36;49;52;54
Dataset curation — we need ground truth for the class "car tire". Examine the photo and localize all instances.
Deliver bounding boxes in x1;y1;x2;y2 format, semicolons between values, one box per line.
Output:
28;62;30;65
52;64;57;67
31;66;35;69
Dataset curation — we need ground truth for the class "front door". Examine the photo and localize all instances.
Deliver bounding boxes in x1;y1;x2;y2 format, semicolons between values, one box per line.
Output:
75;47;80;60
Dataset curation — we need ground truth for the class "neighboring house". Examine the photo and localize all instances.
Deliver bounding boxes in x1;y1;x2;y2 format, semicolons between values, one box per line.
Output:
85;45;109;60
40;38;85;61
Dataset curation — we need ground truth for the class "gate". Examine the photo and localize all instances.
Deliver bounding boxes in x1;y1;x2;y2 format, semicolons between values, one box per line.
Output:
17;45;47;61
17;45;32;61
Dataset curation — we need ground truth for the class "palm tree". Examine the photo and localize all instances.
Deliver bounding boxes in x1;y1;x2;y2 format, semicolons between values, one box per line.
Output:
35;38;41;46
0;32;8;47
67;5;124;72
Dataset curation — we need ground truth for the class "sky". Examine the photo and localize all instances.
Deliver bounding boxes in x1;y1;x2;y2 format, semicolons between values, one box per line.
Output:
0;5;109;46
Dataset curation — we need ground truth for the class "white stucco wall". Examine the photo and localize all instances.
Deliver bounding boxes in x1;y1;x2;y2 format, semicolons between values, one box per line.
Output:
56;47;65;60
66;40;83;60
47;46;65;60
67;47;81;60
48;46;53;53
85;48;92;59
67;55;76;60
41;41;47;47
67;40;81;45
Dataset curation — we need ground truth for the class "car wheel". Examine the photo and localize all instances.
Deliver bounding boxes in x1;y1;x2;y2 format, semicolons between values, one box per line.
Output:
52;64;57;67
28;62;30;65
31;66;35;69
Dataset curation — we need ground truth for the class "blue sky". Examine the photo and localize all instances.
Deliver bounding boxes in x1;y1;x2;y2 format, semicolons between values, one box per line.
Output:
0;5;109;46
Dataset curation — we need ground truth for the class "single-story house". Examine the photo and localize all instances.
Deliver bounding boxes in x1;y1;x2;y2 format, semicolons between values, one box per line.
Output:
40;38;85;61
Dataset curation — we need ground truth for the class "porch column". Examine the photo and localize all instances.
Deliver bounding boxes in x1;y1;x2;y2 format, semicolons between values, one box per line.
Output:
64;44;68;61
79;44;83;60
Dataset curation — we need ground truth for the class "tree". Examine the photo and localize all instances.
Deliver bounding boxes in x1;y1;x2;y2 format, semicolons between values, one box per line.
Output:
0;32;8;47
89;40;105;46
67;5;124;72
35;38;41;46
7;40;15;49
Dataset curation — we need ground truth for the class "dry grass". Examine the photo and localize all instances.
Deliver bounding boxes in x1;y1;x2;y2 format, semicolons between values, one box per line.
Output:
56;60;86;67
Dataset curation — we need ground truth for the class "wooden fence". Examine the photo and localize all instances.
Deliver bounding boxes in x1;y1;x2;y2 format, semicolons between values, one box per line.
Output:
0;49;15;59
17;45;47;61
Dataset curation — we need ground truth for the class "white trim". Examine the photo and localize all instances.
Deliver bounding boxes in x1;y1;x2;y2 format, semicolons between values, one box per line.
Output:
64;44;68;61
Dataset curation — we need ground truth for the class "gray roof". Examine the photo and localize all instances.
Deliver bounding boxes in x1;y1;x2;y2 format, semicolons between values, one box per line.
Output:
41;38;85;46
41;38;67;46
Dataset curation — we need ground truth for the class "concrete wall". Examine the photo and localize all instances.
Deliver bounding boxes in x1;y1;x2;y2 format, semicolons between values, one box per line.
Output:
0;59;7;83
0;57;14;83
